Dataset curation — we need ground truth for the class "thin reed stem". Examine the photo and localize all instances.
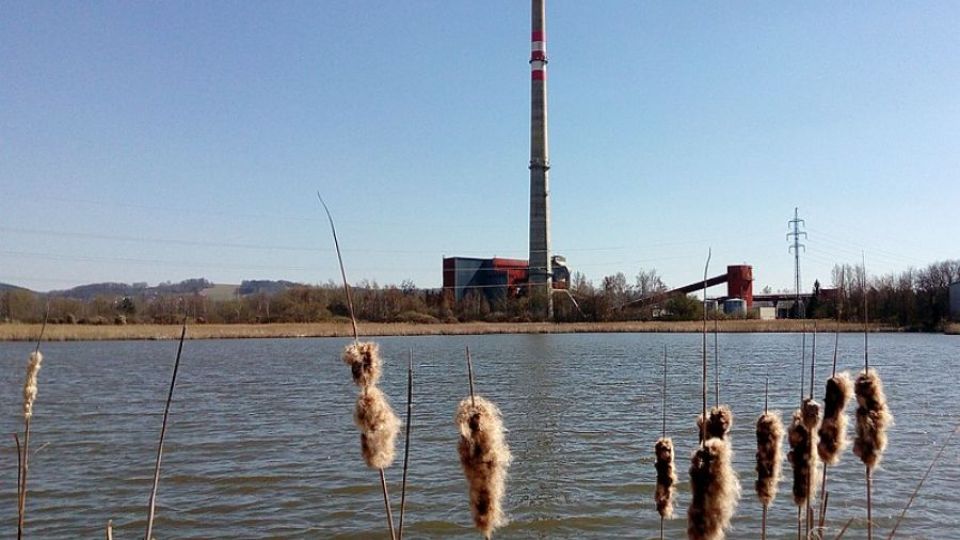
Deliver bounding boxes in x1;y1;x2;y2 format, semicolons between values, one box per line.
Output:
833;268;843;377
800;327;806;405
866;466;873;540
144;320;187;540
379;468;397;540
714;317;720;406
761;505;767;540
17;420;31;540
862;253;868;371
398;353;414;540
818;466;829;535
317;193;359;343
19;312;47;540
764;374;769;414
886;421;960;539
106;519;113;540
797;506;802;540
818;491;830;539
15;434;22;499
811;322;817;400
701;248;711;444
34;306;48;355
862;254;872;540
834;517;855;539
466;346;476;406
661;345;667;438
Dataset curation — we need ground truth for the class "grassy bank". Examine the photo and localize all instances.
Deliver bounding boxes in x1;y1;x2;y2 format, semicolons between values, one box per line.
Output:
0;319;897;341
946;322;960;335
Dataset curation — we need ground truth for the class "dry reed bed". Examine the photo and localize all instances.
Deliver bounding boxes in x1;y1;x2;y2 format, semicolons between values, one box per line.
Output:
0;320;896;341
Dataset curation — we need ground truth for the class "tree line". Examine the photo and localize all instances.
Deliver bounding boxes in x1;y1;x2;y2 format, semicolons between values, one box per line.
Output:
1;259;956;329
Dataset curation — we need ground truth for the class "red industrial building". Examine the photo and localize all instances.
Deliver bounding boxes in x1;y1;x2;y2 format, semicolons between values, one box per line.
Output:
442;256;569;302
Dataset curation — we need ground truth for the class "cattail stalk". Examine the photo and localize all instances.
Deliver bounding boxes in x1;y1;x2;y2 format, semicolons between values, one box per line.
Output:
456;351;511;539
321;194;399;539
854;257;892;540
755;377;784;540
144;320;187;540
398;353;414;540
18;312;47;540
816;371;852;532
817;269;848;534
788;398;821;540
654;346;676;533
688;249;740;540
854;369;892;539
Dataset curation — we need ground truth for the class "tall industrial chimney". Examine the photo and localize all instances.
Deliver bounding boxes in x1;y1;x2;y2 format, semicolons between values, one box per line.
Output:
529;0;552;319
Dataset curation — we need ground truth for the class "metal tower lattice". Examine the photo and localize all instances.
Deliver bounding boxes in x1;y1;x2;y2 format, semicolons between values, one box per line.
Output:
787;207;807;318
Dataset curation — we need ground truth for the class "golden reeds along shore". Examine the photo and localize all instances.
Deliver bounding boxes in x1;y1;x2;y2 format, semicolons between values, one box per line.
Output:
0;319;900;341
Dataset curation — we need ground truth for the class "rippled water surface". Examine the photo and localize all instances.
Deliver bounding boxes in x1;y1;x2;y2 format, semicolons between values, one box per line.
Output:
1;333;958;539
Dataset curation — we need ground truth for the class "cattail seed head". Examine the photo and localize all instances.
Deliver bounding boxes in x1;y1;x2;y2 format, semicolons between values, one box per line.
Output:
342;341;381;388
697;405;733;443
688;438;741;540
787;398;821;506
655;437;677;519
23;351;43;420
456;396;511;538
354;386;400;469
755;410;784;507
818;372;854;465
853;369;893;469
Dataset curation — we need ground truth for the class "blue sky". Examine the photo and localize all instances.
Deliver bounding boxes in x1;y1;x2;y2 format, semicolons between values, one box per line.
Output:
2;2;957;293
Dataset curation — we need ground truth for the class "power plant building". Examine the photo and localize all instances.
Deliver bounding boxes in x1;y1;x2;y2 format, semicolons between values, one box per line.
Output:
442;256;569;304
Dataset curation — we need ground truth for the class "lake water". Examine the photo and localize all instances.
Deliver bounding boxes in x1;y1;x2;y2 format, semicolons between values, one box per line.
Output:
1;333;957;539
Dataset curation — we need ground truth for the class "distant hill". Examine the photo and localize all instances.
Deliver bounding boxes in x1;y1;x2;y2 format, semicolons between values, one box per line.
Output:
0;283;33;294
1;278;305;300
28;278;302;301
238;280;299;296
50;278;214;300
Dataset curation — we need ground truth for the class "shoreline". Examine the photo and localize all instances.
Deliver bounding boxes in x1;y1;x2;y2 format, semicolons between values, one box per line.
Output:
0;320;914;341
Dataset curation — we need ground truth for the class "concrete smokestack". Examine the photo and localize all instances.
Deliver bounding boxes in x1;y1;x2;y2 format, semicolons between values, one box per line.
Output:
529;0;553;319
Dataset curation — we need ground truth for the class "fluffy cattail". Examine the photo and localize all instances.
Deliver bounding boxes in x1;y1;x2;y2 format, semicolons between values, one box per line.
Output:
655;437;677;519
755;411;784;507
688;438;741;540
787;399;821;506
818;372;854;465
23;351;43;420
456;396;511;538
853;369;893;469
342;341;382;388
354;386;400;469
698;405;733;442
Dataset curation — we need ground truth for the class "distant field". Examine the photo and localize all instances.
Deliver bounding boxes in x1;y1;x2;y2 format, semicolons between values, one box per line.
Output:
200;284;240;301
0;319;898;341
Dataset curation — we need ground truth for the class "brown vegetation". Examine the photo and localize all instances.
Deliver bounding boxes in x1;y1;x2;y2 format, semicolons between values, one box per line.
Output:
654;437;677;519
817;372;854;465
687;438;740;540
456;395;511;538
755;411;784;507
0;319;893;341
787;399;822;507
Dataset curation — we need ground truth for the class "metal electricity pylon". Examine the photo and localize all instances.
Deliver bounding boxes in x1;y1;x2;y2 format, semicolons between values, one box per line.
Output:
787;207;807;318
